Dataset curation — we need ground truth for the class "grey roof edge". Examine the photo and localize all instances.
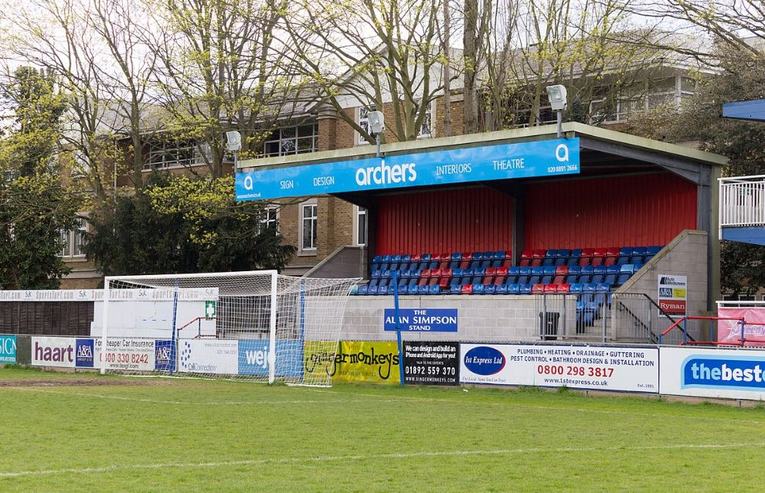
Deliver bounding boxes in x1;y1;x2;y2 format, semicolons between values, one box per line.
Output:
238;122;728;170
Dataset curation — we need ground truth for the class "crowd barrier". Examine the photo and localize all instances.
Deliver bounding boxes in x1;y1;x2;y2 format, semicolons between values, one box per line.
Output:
4;334;765;401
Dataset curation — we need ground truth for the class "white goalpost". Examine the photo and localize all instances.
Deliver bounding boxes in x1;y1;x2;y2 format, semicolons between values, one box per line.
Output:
97;271;358;386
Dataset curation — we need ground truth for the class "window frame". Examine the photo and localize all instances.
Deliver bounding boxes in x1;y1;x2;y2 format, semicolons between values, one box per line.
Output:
299;200;318;253
353;205;367;246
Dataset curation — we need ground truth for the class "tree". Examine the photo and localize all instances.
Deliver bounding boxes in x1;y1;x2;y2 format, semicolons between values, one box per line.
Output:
84;173;295;276
287;0;454;143
148;0;305;177
0;67;81;289
624;44;765;295
476;0;669;130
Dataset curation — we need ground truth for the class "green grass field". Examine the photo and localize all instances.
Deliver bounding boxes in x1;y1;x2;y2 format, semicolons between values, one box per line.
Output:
2;367;765;492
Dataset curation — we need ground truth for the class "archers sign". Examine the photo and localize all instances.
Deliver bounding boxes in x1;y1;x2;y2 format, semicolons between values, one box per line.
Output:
384;308;458;332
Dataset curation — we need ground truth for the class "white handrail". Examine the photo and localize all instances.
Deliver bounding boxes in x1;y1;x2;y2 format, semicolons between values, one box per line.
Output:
719;176;765;228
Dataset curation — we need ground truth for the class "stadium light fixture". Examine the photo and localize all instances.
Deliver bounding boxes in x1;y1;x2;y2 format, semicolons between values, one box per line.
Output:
546;84;567;137
226;130;242;167
367;109;385;157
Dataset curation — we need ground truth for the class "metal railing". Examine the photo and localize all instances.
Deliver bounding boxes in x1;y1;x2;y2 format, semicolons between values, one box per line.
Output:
719;175;765;228
534;292;667;343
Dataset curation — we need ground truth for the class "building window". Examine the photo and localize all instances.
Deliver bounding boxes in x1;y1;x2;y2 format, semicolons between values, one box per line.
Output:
259;206;279;233
60;217;87;257
300;201;318;251
354;206;367;246
417;101;434;139
145;140;198;169
357;107;371;145
261;123;318;158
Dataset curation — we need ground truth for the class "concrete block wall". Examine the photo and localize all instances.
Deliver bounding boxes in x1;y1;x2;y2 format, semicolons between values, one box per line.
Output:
618;230;710;340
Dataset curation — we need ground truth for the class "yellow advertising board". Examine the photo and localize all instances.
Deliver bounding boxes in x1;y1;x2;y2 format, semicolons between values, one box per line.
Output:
303;340;400;385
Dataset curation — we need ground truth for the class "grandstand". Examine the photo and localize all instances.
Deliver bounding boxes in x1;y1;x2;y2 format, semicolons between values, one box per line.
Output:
236;123;726;344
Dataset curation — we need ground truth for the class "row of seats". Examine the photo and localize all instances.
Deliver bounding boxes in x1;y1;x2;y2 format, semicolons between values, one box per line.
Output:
358;281;615;296
361;245;663;296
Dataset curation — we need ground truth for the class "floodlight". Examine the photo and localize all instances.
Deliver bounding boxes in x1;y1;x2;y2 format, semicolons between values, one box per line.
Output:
368;110;385;135
546;85;568;111
225;131;242;152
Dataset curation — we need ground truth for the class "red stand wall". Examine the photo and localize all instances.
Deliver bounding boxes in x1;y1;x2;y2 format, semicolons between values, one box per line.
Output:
524;172;697;249
375;187;514;255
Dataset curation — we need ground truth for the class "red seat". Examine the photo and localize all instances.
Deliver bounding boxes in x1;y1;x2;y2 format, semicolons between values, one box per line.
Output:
482;276;494;286
556;283;571;293
604;256;617;267
461;284;474;295
555;265;569;275
532;249;546;259
593;247;608;257
496;266;508;276
581;248;595;258
532;283;545;294
553;275;565;285
544;284;558;293
486;267;497;276
606;247;620;257
430;268;442;278
578;257;591;267
411;254;421;263
591;256;604;267
521;249;533;260
494;276;506;286
461;252;473;262
429;277;439;286
420;268;432;279
439;277;450;288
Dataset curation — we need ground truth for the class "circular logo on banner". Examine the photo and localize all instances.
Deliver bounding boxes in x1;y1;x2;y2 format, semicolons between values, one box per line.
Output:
464;346;506;375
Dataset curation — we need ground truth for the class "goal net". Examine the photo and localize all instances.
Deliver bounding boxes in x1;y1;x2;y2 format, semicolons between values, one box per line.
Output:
96;271;358;386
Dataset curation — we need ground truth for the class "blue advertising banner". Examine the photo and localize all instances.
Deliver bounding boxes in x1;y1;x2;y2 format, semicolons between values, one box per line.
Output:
238;340;303;378
236;137;580;201
155;340;175;371
0;335;16;364
384;308;458;332
75;338;95;368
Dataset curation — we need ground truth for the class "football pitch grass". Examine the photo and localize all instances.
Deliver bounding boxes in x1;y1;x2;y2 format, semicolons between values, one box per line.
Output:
1;367;765;492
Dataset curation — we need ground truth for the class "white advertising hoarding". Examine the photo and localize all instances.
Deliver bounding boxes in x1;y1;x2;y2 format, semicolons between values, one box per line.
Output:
460;344;658;393
31;337;77;368
94;338;156;372
178;339;238;375
660;347;765;400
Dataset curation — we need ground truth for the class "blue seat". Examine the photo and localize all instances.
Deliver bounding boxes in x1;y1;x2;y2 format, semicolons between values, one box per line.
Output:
398;285;409;295
616;274;630;286
568;265;582;275
519;266;531;276
542;257;555;266
604;274;617;285
557;249;570;258
402;254;411;263
618;247;631;257
566;257;579;266
496;284;509;294
583;283;597;293
518;276;529;285
541;276;552;284
507;283;520;294
506;275;518;284
421;253;431;262
620;264;635;274
579;275;591;284
357;285;369;295
581;265;594;275
570;283;583;294
473;252;485;261
566;275;579;284
428;285;440;295
570;248;582;258
531;266;544;276
474;266;486;277
471;276;483;284
417;285;429;295
368;285;379;295
369;279;379;288
372;255;383;265
473;283;485;295
451;252;462;262
616;256;629;265
484;285;496;295
462;267;474;277
452;267;463;278
593;265;606;275
381;269;391;278
543;266;556;276
606;265;621;275
629;255;644;264
529;275;541;285
646;246;662;256
378;278;389;288
520;284;532;294
509;266;521;276
592;274;604;284
450;284;462;294
632;247;647;256
371;268;382;278
633;261;644;271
